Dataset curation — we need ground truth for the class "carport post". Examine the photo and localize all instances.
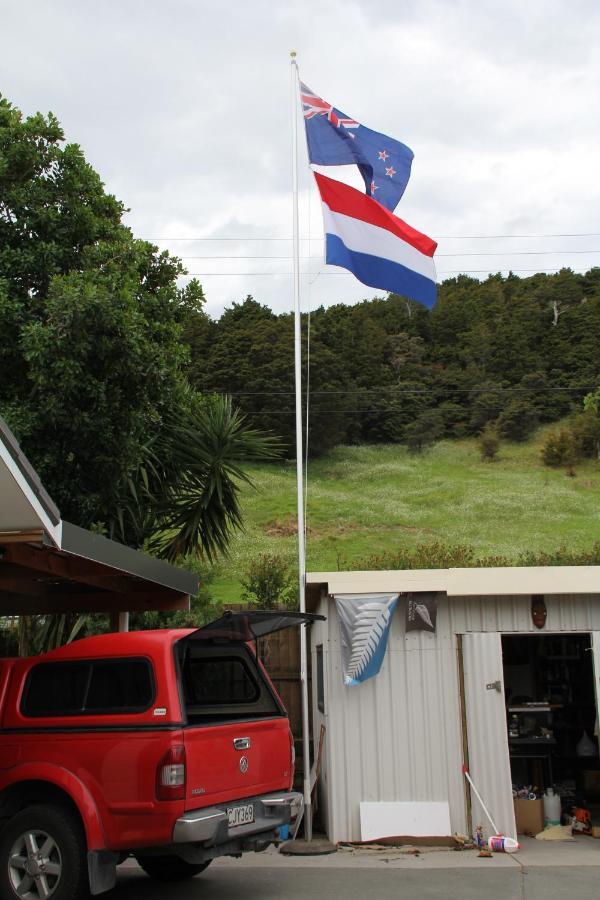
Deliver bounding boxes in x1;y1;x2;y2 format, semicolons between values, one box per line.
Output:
109;611;129;632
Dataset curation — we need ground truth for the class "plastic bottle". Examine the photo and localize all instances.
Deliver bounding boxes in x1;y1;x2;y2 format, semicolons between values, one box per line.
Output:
488;835;520;853
543;788;561;826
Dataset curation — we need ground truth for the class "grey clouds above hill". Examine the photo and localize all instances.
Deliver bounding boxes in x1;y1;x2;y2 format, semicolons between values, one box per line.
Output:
2;0;599;316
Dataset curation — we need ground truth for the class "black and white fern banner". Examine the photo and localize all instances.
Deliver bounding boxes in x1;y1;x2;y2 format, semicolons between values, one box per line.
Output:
334;594;399;686
405;591;438;633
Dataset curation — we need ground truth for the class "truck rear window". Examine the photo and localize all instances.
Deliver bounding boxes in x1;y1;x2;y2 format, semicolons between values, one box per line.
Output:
185;657;259;705
180;644;280;723
22;658;155;717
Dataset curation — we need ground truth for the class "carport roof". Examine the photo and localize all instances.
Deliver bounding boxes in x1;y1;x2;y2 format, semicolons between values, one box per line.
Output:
0;415;197;614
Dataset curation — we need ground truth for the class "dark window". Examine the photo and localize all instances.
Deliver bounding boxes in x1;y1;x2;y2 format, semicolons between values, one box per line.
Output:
178;644;281;724
184;657;259;706
22;658;155;717
316;645;325;713
85;660;154;712
23;662;89;716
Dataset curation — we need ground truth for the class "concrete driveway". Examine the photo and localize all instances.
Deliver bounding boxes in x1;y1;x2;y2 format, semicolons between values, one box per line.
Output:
113;837;600;900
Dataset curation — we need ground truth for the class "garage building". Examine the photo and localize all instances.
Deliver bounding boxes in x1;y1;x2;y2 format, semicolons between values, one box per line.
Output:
306;568;600;842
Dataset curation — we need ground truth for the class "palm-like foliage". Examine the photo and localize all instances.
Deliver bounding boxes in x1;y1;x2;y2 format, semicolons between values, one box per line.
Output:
18;613;87;656
111;392;281;562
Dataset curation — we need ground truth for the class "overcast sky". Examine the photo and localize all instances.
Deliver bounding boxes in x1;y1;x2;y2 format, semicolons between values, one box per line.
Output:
3;0;599;318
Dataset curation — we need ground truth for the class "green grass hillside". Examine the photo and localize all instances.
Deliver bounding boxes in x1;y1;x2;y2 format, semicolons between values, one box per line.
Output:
207;429;600;604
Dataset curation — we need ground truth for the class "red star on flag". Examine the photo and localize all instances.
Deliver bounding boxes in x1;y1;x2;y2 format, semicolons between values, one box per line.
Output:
385;166;396;178
370;180;379;192
378;150;389;161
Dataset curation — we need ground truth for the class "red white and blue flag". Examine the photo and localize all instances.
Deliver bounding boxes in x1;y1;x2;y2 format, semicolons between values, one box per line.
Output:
301;83;414;213
314;172;437;308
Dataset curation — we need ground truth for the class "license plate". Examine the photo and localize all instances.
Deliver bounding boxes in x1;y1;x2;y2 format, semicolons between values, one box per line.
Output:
227;804;254;828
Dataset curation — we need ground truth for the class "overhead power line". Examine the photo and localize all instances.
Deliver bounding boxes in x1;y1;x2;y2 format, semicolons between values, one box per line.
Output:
199;385;598;398
177;249;600;260
183;267;594;276
142;232;600;241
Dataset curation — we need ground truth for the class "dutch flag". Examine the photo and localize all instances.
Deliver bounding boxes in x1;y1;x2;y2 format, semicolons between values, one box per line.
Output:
314;172;437;308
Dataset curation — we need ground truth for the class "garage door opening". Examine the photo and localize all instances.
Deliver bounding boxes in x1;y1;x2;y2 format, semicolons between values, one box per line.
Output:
502;633;600;819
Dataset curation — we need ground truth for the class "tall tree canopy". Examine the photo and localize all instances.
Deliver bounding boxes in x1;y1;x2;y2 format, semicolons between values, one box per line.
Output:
186;269;600;453
0;95;278;559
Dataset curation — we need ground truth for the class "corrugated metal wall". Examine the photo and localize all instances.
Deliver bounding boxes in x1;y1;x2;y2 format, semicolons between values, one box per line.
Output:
313;591;600;843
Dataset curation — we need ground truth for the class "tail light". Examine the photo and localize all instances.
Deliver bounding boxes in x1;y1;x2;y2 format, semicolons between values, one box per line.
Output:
289;729;296;769
156;745;186;801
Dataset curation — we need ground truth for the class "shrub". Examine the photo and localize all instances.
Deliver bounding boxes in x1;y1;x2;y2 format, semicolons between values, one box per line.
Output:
541;429;577;468
478;423;500;461
571;410;600;460
353;541;600;572
240;553;296;609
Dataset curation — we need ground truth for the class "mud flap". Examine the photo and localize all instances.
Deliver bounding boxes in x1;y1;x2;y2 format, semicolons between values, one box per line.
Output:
87;850;119;895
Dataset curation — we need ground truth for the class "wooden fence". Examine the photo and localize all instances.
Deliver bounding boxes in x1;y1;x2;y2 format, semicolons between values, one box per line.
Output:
258;627;303;738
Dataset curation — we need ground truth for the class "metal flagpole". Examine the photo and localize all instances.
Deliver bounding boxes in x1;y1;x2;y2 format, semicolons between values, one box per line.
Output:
290;50;312;842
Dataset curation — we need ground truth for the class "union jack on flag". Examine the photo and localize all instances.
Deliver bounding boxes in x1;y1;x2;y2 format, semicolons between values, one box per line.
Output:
300;81;414;213
301;83;359;134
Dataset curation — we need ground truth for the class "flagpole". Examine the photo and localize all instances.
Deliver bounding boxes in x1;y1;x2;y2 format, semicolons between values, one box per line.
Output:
290;50;312;842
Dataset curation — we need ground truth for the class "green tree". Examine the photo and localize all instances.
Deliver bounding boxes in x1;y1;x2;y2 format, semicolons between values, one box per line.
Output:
577;389;600;459
469;382;506;433
0;95;189;525
0;95;279;569
404;409;444;453
240;553;296;609
497;398;539;442
0;95;124;306
115;393;281;562
189;298;353;456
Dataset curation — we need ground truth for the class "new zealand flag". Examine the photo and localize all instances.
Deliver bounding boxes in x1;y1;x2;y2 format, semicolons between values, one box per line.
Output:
301;83;414;213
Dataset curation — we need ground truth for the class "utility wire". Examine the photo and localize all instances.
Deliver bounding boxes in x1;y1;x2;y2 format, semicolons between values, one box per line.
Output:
176;249;600;259
204;406;586;415
198;386;599;398
182;267;595;276
142;232;600;241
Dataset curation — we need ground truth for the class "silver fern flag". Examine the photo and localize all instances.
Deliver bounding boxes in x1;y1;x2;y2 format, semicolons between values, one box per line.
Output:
334;593;399;686
405;591;438;633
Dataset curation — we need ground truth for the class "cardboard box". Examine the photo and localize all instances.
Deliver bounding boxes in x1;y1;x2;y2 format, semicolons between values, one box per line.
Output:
514;798;544;836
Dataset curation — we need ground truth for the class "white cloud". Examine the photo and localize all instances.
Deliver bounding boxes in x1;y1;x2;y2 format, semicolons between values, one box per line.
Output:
2;0;599;316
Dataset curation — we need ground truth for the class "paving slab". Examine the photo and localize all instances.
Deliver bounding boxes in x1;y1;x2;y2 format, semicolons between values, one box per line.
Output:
114;863;600;900
203;833;600;870
516;834;600;867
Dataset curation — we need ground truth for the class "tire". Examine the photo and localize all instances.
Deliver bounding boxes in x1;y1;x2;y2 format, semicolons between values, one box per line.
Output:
0;804;88;900
135;855;211;882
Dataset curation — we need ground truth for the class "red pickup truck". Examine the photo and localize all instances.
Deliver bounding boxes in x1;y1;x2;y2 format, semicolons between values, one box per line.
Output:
0;610;320;900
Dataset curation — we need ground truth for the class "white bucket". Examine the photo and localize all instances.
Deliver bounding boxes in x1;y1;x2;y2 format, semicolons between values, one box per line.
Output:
543;788;561;827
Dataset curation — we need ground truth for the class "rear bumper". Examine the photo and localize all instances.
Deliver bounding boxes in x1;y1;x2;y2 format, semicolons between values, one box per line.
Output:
172;791;303;845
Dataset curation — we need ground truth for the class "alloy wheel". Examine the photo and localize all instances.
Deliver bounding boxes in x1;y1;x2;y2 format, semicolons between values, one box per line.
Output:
8;830;62;900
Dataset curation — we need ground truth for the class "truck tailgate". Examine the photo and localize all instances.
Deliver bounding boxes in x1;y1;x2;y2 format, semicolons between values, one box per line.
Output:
183;716;292;810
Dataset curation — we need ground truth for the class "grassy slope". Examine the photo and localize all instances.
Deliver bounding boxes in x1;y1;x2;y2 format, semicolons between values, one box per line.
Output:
208;428;600;604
